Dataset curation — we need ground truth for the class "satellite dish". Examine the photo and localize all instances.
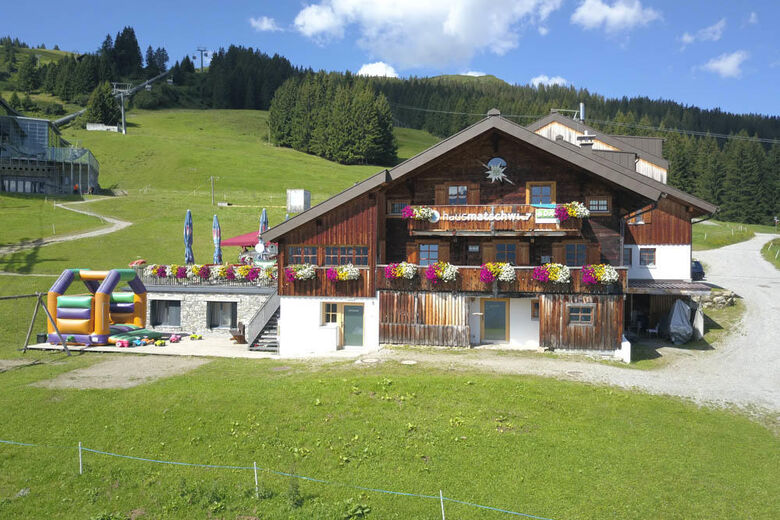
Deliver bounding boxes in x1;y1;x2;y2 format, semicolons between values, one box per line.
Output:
254;242;265;254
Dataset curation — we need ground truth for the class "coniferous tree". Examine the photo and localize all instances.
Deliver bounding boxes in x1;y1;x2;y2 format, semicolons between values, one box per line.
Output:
693;136;724;207
16;54;38;92
8;91;21;109
84;81;121;125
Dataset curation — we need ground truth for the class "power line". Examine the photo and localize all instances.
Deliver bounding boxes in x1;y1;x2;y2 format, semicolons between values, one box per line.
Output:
388;102;780;144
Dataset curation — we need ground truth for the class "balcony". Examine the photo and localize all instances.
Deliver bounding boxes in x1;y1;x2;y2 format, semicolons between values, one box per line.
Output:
407;204;582;237
376;265;627;295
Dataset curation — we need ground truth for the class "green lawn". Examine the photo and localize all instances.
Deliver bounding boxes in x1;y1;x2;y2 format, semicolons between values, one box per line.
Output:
0;194;103;246
761;238;780;269
0;109;438;274
0;355;777;519
692;220;778;250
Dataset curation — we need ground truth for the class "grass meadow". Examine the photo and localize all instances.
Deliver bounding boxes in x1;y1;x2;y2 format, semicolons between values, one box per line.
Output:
761;238;780;269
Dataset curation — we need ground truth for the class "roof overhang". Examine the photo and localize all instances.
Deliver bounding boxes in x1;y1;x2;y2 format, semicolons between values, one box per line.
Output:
627;279;711;295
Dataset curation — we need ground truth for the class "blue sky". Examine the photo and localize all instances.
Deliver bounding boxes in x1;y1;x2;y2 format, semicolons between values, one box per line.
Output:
3;1;778;116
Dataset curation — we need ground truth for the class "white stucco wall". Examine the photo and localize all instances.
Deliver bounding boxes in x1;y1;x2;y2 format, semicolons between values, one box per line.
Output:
625;244;691;280
278;296;379;357
468;296;539;349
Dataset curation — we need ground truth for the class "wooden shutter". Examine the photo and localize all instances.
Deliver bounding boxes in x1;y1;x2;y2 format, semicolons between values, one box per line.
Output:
517;242;530;266
586;243;601;264
482;242;496;263
406;242;418;263
435;185;447;205
438;242;451;263
467;183;481;205
551;243;565;264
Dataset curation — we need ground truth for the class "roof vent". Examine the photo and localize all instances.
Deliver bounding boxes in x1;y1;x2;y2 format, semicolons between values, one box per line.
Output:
487;108;501;117
577;130;595;150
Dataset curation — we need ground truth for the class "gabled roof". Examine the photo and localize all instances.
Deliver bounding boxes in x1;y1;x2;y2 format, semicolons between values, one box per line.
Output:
0;96;21;117
263;112;717;242
525;112;669;169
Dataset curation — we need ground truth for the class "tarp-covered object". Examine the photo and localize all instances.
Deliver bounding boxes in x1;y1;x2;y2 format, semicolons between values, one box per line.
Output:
666;299;694;344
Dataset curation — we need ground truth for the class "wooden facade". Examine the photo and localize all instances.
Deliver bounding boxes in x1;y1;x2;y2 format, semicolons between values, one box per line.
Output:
540;294;624;351
268;112;714;352
378;291;469;347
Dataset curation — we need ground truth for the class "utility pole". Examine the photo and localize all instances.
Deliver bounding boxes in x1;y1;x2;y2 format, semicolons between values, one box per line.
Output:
195;47;208;72
210;175;215;206
111;83;132;135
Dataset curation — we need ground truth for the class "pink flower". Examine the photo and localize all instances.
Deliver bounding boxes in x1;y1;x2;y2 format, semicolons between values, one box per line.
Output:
246;267;260;282
175;266;188;279
401;205;415;219
225;266;236;280
385;263;399;280
197;265;210;279
479;266;496;283
326;267;339;281
554;205;569;222
581;265;597;285
154;265;167;278
284;267;296;283
425;264;439;284
532;265;550;282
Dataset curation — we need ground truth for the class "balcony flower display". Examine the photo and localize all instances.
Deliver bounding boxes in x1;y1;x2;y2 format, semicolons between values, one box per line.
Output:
554;201;590;222
402;205;436;222
385;262;417;280
532;263;571;284
581;264;619;285
479;262;516;283
326;263;361;281
143;264;276;283
191;264;210;280
284;263;317;282
425;261;458;284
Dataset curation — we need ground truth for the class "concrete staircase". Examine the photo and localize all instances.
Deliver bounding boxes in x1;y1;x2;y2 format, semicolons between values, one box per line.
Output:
249;309;279;353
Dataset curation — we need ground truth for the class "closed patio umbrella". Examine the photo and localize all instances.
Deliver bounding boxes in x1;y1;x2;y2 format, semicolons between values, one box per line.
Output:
184;209;194;264
212;214;222;264
257;208;269;259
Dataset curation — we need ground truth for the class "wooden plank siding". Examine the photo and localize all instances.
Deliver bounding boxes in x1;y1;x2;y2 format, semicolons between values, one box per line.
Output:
375;266;627;294
624;198;692;245
378;291;470;347
540;294;624;350
407;204;581;234
277;195;377;297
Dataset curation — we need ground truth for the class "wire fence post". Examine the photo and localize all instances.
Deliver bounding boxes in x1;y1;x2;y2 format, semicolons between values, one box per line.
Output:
440;490;446;520
253;461;259;499
78;442;83;475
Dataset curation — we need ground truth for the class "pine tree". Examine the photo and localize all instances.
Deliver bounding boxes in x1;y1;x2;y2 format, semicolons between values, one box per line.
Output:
8;91;21;109
84;82;121;125
16;54;39;92
693;136;724;207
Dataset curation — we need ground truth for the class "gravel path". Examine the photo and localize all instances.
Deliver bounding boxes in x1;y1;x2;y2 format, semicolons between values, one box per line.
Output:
0;198;131;256
375;234;780;413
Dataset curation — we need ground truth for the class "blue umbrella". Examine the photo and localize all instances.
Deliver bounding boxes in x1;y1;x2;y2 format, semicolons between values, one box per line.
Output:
212;214;222;264
184;209;194;264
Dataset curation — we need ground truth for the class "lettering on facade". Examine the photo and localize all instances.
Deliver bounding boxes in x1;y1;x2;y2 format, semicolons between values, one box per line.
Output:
439;211;533;222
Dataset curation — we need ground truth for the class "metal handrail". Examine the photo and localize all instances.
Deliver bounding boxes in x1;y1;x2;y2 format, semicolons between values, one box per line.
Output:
245;290;280;346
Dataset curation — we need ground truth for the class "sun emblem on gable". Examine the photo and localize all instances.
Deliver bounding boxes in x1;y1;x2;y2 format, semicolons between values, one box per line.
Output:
482;157;513;184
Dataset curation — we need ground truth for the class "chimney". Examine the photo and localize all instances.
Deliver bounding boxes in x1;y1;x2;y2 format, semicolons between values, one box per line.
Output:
579;102;585;122
487;108;501;117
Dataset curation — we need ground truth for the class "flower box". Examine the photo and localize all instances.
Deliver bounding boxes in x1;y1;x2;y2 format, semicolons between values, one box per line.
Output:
479;262;516;283
425;261;458;284
326;264;360;282
532;263;571;284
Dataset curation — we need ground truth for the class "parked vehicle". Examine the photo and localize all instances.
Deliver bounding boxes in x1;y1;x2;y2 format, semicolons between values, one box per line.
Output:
691;260;705;281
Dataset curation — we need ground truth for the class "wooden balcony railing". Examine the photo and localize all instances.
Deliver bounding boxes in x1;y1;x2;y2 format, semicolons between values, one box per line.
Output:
375;265;627;294
407;205;582;235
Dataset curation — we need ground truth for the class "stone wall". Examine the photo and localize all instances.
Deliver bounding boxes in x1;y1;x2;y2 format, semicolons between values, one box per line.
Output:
146;286;273;336
699;290;737;309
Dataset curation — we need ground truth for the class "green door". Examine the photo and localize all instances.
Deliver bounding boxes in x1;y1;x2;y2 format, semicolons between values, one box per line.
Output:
343;305;364;346
483;300;508;342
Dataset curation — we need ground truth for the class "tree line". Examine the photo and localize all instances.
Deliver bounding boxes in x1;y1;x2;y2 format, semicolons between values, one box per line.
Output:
269;72;397;165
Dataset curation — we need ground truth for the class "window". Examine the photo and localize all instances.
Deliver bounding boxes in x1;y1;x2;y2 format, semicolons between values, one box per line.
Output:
639;248;656;267
388;200;409;215
289;246;317;264
419;244;439;266
324;246;369;266
448;185;468;205
565;243;587;266
323;303;338;324
467;244;480;254
568;305;594;326
586;196;611;214
207;301;237;329
623;247;633;266
495;243;516;263
527;182;556;205
150;300;181;327
531;299;540;320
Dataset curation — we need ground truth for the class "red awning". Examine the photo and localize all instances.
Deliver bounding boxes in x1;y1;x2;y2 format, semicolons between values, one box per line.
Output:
221;231;259;247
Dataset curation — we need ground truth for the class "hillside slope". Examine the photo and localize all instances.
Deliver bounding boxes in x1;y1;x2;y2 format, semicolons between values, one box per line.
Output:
0;109;438;273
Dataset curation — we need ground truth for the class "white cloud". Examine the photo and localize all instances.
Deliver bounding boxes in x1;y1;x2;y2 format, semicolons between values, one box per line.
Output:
570;0;660;33
530;74;568;87
700;50;749;78
464;71;486;77
538;26;549;35
356;61;399;77
293;0;564;68
679;18;725;48
249;16;282;32
747;11;758;25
